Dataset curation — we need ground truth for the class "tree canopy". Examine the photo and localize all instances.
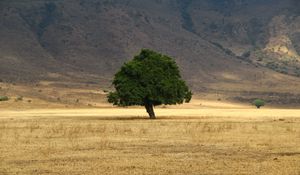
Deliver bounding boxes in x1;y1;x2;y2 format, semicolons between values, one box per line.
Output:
108;49;192;119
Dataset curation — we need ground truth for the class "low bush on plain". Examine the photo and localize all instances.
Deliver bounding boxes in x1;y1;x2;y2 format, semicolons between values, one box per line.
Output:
253;99;265;109
0;96;9;101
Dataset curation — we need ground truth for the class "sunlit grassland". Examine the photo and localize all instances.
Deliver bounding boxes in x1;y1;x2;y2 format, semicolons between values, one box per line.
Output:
0;109;300;175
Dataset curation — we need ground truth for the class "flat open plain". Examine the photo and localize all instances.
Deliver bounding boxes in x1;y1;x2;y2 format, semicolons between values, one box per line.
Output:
0;106;300;175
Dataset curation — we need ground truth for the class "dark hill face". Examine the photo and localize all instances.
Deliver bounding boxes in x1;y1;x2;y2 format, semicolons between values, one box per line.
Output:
1;0;300;93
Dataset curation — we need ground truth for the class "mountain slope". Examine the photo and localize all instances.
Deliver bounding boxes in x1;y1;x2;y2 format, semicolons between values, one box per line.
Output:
185;0;300;75
1;0;300;96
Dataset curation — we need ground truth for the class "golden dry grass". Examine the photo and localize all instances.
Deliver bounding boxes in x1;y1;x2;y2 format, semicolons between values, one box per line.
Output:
0;108;300;175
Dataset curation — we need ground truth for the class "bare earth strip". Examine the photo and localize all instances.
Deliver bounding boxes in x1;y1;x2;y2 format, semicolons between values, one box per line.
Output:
0;108;300;175
2;108;300;118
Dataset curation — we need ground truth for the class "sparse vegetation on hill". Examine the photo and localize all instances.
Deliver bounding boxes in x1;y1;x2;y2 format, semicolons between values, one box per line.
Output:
2;0;300;105
2;0;300;94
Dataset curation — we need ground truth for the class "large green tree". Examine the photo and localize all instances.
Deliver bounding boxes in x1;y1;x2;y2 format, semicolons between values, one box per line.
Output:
108;49;192;119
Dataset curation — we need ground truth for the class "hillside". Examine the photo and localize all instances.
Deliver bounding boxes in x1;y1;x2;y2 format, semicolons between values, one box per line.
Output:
2;0;300;105
186;0;300;76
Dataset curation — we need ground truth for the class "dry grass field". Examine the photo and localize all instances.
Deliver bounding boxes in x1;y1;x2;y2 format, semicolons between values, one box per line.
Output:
0;106;300;175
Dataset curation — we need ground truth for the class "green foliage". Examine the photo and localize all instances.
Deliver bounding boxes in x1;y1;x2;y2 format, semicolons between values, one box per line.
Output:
0;96;9;101
108;49;192;107
108;92;120;105
253;99;265;109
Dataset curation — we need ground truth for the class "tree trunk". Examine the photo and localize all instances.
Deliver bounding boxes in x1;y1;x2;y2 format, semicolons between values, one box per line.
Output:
145;103;156;119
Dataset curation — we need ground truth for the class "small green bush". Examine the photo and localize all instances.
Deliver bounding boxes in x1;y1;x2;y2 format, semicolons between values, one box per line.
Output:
253;99;265;109
0;96;9;101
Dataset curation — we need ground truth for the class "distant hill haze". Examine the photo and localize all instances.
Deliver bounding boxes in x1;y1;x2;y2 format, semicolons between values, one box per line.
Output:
1;0;300;94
